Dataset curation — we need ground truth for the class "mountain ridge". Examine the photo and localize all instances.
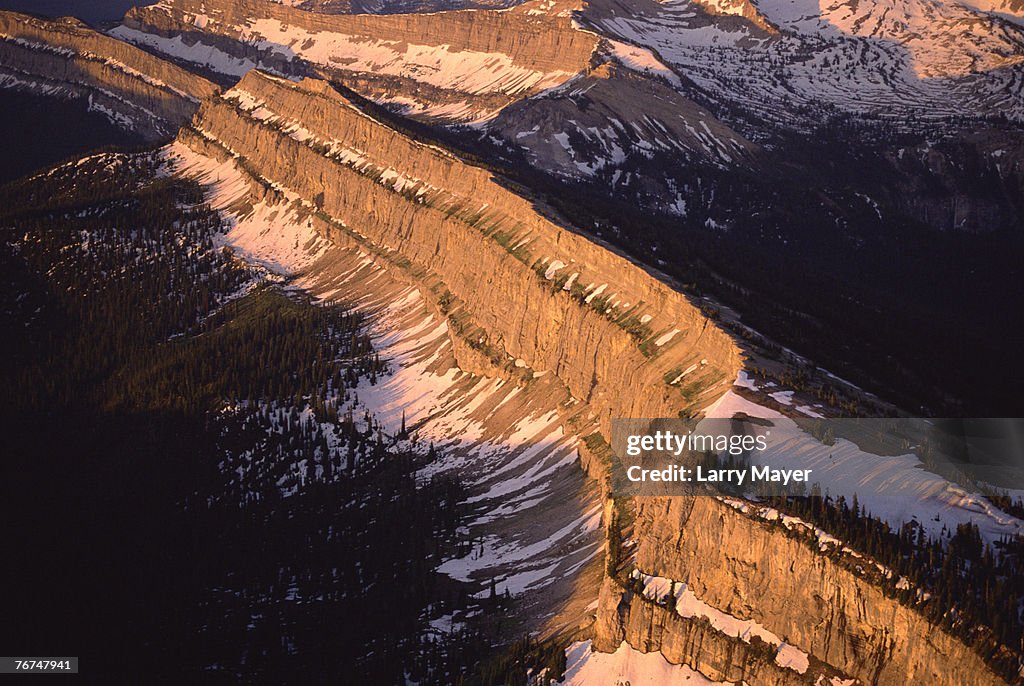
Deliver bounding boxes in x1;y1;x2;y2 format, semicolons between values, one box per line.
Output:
1;0;1023;681
0;10;218;138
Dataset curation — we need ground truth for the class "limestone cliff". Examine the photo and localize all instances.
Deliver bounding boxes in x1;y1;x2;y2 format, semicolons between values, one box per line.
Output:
105;60;1008;684
592;496;1013;685
177;69;740;440
690;0;779;34
0;11;218;140
3;4;1018;680
114;0;598;122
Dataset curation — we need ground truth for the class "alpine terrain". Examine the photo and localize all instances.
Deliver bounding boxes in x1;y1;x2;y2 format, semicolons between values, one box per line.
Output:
0;0;1022;683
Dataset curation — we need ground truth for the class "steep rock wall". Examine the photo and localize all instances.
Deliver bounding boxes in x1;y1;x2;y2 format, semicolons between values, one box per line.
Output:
116;0;598;121
0;12;218;139
130;68;1011;686
597;496;1009;685
180;70;741;437
158;71;1005;686
593;577;823;686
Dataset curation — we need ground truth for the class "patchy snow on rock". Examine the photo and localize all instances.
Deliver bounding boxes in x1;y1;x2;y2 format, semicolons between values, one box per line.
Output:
544;259;567;279
718;496;910;588
631;569;810;674
590;0;1024;129
605;38;681;86
654;327;680;346
734;370;758;390
796;405;825;418
161;140;328;274
110;26;261;77
316;259;597;598
243;17;577;98
163;133;602;608
584;283;607;303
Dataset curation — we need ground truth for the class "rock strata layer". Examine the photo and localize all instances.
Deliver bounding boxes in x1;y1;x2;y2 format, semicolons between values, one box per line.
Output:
170;71;1013;684
593;496;1010;685
116;0;598;122
180;70;742;436
0;11;218;139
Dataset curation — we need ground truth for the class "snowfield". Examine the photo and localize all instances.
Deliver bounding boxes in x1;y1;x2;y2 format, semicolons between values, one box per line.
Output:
584;0;1024;127
631;569;810;674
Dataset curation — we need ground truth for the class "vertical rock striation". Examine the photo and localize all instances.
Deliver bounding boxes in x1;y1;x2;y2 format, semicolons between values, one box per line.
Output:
171;73;1010;684
179;70;742;437
594;496;1012;685
114;0;599;122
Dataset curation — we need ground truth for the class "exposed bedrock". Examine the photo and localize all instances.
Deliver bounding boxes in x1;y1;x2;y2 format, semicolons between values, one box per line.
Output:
179;71;742;437
161;68;1007;685
116;0;599;121
0;11;218;139
594;496;1010;685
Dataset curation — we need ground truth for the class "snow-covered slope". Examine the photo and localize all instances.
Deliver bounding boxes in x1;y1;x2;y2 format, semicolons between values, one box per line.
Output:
581;0;1024;130
752;0;1024;78
6;0;1020;678
491;60;757;181
99;0;1024;210
557;640;727;685
705;374;1024;545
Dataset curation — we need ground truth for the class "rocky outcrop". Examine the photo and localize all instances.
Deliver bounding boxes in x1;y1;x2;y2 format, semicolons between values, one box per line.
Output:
593;577;824;686
690;0;778;34
0;11;218;139
114;0;598;122
179;69;741;438
592;496;1011;685
4;3;1018;681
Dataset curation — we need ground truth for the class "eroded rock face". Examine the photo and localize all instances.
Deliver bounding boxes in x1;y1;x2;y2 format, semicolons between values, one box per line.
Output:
0;11;218;139
179;71;742;435
593;576;813;686
594;496;1010;685
114;0;599;122
170;74;1009;684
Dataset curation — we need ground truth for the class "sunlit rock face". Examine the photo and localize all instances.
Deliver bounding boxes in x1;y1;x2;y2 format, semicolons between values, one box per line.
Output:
4;0;1022;679
0;11;218;139
591;496;1010;686
158;68;743;640
178;70;742;431
105;0;1024;234
112;0;599;123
